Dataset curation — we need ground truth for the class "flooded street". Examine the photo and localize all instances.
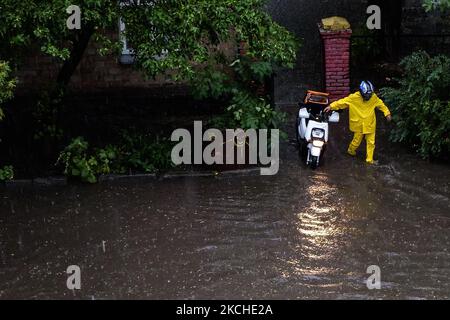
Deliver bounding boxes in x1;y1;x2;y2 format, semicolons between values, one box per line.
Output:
0;109;449;300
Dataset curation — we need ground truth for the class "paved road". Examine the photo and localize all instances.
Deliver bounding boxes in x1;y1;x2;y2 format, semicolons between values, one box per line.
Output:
1;108;449;299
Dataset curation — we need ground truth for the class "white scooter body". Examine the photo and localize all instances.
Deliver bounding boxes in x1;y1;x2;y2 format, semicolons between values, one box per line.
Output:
297;108;339;169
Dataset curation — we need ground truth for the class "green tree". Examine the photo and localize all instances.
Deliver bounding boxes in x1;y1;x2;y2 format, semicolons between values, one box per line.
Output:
0;61;16;181
423;0;450;11
0;0;119;86
0;1;298;116
0;61;15;120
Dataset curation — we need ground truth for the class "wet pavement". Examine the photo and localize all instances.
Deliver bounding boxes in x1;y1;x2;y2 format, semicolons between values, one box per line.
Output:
0;108;449;299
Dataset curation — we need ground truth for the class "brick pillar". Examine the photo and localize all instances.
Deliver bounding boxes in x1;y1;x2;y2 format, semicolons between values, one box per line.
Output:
319;25;352;102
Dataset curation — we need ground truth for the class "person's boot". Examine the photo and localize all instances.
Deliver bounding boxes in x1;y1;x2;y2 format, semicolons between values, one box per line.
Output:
347;147;357;157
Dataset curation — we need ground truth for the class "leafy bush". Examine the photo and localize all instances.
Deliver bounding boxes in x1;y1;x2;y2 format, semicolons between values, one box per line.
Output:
351;26;383;65
194;57;287;131
33;87;64;141
57;132;176;183
0;61;16;181
0;61;16;120
118;131;175;173
380;51;450;159
227;90;286;130
57;137;116;183
0;165;14;181
423;0;450;11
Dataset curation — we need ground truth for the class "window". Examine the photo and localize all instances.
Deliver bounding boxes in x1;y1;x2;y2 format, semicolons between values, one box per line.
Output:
119;0;137;64
119;17;135;64
118;0;167;65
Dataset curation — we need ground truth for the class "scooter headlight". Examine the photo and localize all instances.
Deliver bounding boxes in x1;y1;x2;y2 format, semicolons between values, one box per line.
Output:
311;128;325;139
312;140;325;148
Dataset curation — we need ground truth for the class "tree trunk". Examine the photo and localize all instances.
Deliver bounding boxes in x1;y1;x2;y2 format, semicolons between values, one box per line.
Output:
57;27;95;87
51;27;94;154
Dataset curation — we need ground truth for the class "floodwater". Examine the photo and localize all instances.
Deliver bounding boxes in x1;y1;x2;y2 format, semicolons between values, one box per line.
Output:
0;109;449;299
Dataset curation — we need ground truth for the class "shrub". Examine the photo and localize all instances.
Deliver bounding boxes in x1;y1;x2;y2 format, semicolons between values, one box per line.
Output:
57;132;176;183
197;57;287;132
57;137;116;183
118;131;175;173
227;90;286;130
0;165;14;181
380;51;450;159
0;61;16;181
0;61;16;120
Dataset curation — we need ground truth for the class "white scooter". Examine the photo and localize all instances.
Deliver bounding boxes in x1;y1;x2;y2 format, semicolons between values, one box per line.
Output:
296;91;340;169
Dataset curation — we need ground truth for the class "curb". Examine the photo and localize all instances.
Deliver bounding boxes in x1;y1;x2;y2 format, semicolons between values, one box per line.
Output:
1;167;262;188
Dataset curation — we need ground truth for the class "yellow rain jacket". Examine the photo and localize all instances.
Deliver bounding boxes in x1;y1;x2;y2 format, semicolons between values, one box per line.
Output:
330;92;391;134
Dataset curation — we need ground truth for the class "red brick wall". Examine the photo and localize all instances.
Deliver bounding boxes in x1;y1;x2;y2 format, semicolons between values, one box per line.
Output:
15;32;239;96
319;28;352;102
15;32;177;94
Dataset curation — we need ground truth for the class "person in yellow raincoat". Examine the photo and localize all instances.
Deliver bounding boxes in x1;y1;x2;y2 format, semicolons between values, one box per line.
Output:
324;81;392;164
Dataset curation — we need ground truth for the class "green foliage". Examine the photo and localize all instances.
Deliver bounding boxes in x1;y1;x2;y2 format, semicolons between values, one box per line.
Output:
120;1;297;132
3;1;298;180
118;131;175;173
1;0;298;136
1;0;298;78
57;137;116;183
190;66;231;100
351;26;383;64
194;57;286;131
0;61;16;120
0;61;16;181
121;0;298;80
0;0;120;61
232;57;273;85
229;58;286;132
57;133;175;183
227;90;286;131
423;0;450;11
380;51;450;159
0;165;14;181
33;87;65;141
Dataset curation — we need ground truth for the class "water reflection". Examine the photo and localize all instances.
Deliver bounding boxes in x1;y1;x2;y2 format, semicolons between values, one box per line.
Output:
289;173;345;273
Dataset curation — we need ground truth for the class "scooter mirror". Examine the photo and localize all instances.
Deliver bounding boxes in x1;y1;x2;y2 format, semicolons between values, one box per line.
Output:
328;111;340;123
299;108;310;119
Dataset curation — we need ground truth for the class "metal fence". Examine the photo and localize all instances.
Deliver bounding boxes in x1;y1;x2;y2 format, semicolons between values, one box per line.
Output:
351;34;450;62
350;33;450;88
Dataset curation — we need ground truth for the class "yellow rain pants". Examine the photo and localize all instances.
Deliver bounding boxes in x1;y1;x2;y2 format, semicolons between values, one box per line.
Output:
347;132;376;163
330;91;391;163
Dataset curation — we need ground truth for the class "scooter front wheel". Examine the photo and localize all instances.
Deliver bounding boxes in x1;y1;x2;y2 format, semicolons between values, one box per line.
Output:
310;156;319;170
